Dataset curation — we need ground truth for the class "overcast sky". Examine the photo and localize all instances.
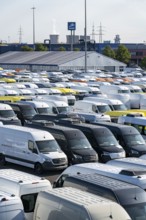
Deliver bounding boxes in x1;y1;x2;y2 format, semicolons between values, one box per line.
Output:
1;0;146;44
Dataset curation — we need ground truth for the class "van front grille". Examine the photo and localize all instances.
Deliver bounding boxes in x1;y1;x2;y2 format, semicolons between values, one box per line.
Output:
83;155;97;162
52;158;66;164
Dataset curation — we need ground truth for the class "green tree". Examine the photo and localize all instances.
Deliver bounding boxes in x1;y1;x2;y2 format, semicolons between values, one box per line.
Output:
21;45;33;51
35;43;48;51
103;46;115;59
73;48;80;51
115;44;131;64
58;46;66;51
140;57;146;69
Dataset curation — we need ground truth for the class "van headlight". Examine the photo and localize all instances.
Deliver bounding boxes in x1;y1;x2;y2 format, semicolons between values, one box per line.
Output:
73;154;83;159
131;150;139;155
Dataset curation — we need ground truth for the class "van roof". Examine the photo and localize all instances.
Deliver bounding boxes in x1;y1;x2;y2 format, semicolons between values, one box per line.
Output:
92;121;138;133
59;162;146;189
0;191;20;201
0;103;12;110
2;125;54;140
76;100;109;106
31;120;85;134
0;169;49;184
107;157;146;169
42;187;117;206
21;101;50;108
66;173;139;190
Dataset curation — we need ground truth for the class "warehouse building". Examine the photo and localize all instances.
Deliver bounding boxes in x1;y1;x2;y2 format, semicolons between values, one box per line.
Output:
0;51;126;72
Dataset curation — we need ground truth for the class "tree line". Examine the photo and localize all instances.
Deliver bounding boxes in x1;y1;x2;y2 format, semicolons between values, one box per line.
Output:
21;43;146;69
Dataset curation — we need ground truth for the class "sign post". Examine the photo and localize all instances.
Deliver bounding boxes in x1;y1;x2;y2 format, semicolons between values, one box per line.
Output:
68;22;76;51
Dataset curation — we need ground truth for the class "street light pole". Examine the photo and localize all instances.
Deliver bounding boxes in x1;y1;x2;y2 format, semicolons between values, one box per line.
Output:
31;6;36;50
84;0;87;73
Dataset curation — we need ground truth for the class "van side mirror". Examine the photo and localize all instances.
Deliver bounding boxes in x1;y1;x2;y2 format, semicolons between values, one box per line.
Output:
32;148;38;154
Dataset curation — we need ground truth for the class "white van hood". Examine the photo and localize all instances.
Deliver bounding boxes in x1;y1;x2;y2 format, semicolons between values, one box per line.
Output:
42;151;66;159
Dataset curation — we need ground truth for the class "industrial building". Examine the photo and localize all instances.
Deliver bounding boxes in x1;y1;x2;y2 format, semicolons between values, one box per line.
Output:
0;51;126;72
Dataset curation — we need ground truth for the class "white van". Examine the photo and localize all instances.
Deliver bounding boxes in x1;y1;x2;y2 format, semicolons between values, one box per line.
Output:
0;103;21;125
53;162;146;190
99;85;131;108
33;187;131;220
19;100;53;114
73;100;111;114
0;169;52;220
84;97;127;111
0;125;68;174
0;190;25;220
34;99;70;114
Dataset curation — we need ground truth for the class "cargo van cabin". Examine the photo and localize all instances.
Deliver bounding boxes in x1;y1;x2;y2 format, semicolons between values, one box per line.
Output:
33;187;131;220
90;121;146;157
25;121;98;165
0;169;52;220
0;125;68;174
84;97;127;111
63;173;146;220
0;191;25;220
56;119;125;162
7;102;37;125
73;100;111;114
0;103;21;125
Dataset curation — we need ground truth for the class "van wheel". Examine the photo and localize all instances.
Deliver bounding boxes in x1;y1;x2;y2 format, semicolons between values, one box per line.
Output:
0;154;6;166
34;163;43;175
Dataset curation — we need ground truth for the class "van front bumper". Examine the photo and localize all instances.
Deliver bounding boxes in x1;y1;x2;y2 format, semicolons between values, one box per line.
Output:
42;160;68;171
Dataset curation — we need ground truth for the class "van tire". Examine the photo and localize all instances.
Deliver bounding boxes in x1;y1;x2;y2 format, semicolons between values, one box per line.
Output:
0;154;6;166
34;163;43;175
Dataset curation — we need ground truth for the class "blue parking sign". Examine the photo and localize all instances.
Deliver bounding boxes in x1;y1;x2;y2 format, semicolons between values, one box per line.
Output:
68;22;76;31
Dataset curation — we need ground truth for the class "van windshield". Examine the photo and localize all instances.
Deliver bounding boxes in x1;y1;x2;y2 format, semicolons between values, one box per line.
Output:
21;107;36;115
124;202;146;220
123;134;146;146
68;138;92;150
37;107;52;114
0;110;15;118
97;105;111;113
57;106;70;113
96;135;119;147
113;104;127;110
36;140;61;153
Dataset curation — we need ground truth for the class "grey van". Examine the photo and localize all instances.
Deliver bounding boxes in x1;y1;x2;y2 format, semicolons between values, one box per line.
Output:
90;121;146;157
62;173;146;220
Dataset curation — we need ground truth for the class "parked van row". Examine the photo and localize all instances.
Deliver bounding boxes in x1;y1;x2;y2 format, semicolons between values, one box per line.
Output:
52;117;146;158
25;119;125;163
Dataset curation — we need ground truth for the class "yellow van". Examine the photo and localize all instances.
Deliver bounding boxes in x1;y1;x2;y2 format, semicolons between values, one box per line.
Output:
0;96;32;103
106;109;146;122
54;87;77;95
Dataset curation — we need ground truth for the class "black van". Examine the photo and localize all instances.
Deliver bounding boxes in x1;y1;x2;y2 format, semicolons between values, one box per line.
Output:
90;121;146;157
61;173;146;220
25;121;98;165
54;119;125;162
6;102;37;125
